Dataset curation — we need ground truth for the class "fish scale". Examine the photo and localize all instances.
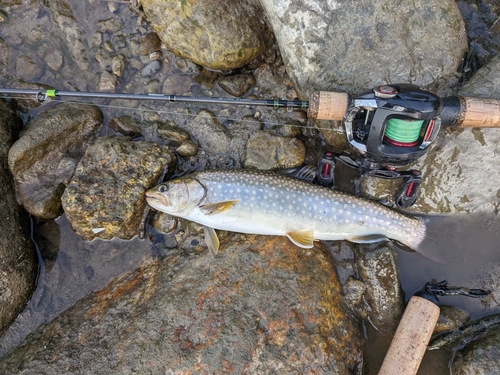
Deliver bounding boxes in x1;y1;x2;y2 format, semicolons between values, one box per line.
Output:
145;169;426;255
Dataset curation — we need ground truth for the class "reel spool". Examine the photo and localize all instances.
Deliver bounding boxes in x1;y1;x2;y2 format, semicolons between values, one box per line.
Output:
343;84;442;166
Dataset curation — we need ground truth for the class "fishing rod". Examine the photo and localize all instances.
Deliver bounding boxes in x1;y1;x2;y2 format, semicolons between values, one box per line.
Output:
3;84;500;207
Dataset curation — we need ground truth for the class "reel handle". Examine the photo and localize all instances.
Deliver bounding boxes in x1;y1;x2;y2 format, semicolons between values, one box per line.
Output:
307;91;350;120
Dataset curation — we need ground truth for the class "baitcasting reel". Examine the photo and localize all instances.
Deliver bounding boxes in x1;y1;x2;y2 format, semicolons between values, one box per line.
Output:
307;83;500;207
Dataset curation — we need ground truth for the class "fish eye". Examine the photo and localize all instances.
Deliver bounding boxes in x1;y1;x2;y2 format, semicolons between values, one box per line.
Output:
158;184;168;193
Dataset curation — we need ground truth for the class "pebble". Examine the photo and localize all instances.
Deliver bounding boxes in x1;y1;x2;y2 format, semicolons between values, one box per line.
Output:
97;71;118;92
111;54;126;77
141;60;161;77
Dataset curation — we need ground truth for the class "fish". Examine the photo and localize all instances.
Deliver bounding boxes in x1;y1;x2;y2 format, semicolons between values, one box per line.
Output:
145;169;426;256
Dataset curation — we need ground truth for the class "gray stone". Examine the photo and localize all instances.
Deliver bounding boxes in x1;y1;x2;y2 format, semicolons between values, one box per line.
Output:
452;323;500;374
244;130;306;169
108;116;143;138
15;54;44;82
61;136;176;240
351;242;404;332
111;54;126;77
0;99;37;337
8;102;103;219
48;0;90;71
0;235;362;374
139;32;161;55
176;139;198;157
141;59;161;77
260;0;467;97
97;71;118;92
140;0;270;70
218;73;256;97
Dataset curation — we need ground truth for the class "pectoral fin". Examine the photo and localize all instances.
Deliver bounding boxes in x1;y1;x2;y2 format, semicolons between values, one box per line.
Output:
204;226;219;257
286;229;315;248
348;234;388;244
199;200;239;215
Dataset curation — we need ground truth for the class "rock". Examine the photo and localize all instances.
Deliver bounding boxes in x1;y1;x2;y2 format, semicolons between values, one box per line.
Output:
193;68;219;88
139;32;161;55
0;235;362;374
162;74;192;95
48;0;90;71
156;121;190;146
185;109;233;156
15;54;44;82
61;136;176;241
8;102;103;219
108;116;143;138
351;242;404;331
459;53;500;98
0;99;37;337
0;37;10;75
452;323;500;374
97;71;118;92
111;54;126;77
141;59;161;77
176;139;198;157
44;49;64;71
435;305;470;334
218;73;256;97
140;0;270;70
260;0;467;97
244;130;306;169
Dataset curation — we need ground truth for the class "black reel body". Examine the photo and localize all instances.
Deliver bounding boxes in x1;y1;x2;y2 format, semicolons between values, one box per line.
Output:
344;84;442;166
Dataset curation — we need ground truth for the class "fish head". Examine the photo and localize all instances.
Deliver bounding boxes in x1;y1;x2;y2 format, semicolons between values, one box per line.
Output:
145;177;206;215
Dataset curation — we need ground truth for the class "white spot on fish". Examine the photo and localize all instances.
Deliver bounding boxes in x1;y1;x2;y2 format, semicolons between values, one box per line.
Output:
92;228;105;234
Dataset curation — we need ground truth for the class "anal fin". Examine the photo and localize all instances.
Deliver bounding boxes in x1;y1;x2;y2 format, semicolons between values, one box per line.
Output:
204;226;220;257
286;229;315;248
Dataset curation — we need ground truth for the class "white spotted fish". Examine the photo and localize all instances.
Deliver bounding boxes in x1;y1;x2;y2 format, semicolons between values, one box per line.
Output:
145;169;426;256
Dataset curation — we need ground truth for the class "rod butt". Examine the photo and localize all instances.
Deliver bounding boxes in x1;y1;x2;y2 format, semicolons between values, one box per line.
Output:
377;296;440;375
456;96;500;127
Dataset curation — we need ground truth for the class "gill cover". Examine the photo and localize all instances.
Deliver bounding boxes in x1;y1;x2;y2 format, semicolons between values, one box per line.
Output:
152;177;206;214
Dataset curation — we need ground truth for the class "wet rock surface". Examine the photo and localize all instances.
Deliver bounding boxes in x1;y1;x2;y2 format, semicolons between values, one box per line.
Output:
139;0;270;70
61;136;176;240
0;235;363;374
260;0;467;98
244;130;306;169
0;99;37;337
8;102;103;219
451;319;500;374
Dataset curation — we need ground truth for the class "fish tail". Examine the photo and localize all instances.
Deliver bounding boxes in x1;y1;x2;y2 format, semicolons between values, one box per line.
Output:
403;216;427;251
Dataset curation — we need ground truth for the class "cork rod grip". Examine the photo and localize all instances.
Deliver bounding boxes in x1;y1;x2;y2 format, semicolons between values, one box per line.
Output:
377;296;440;375
456;97;500;127
307;91;349;120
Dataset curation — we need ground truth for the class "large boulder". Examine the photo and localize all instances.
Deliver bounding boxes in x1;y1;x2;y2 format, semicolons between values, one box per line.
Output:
140;0;270;70
0;99;37;337
0;235;363;374
8;102;103;219
61;136;176;241
260;0;467;97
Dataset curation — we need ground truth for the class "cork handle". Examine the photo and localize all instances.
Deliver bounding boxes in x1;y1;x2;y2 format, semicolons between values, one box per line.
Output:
456;97;500;127
378;296;440;375
308;91;349;120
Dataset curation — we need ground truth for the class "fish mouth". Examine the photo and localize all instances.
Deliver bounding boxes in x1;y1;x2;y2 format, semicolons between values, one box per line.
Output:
145;191;169;208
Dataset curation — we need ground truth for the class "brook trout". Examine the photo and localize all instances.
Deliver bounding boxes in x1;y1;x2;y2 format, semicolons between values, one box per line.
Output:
145;169;426;255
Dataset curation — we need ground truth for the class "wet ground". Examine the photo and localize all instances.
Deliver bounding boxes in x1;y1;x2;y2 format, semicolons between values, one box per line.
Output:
1;0;500;374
